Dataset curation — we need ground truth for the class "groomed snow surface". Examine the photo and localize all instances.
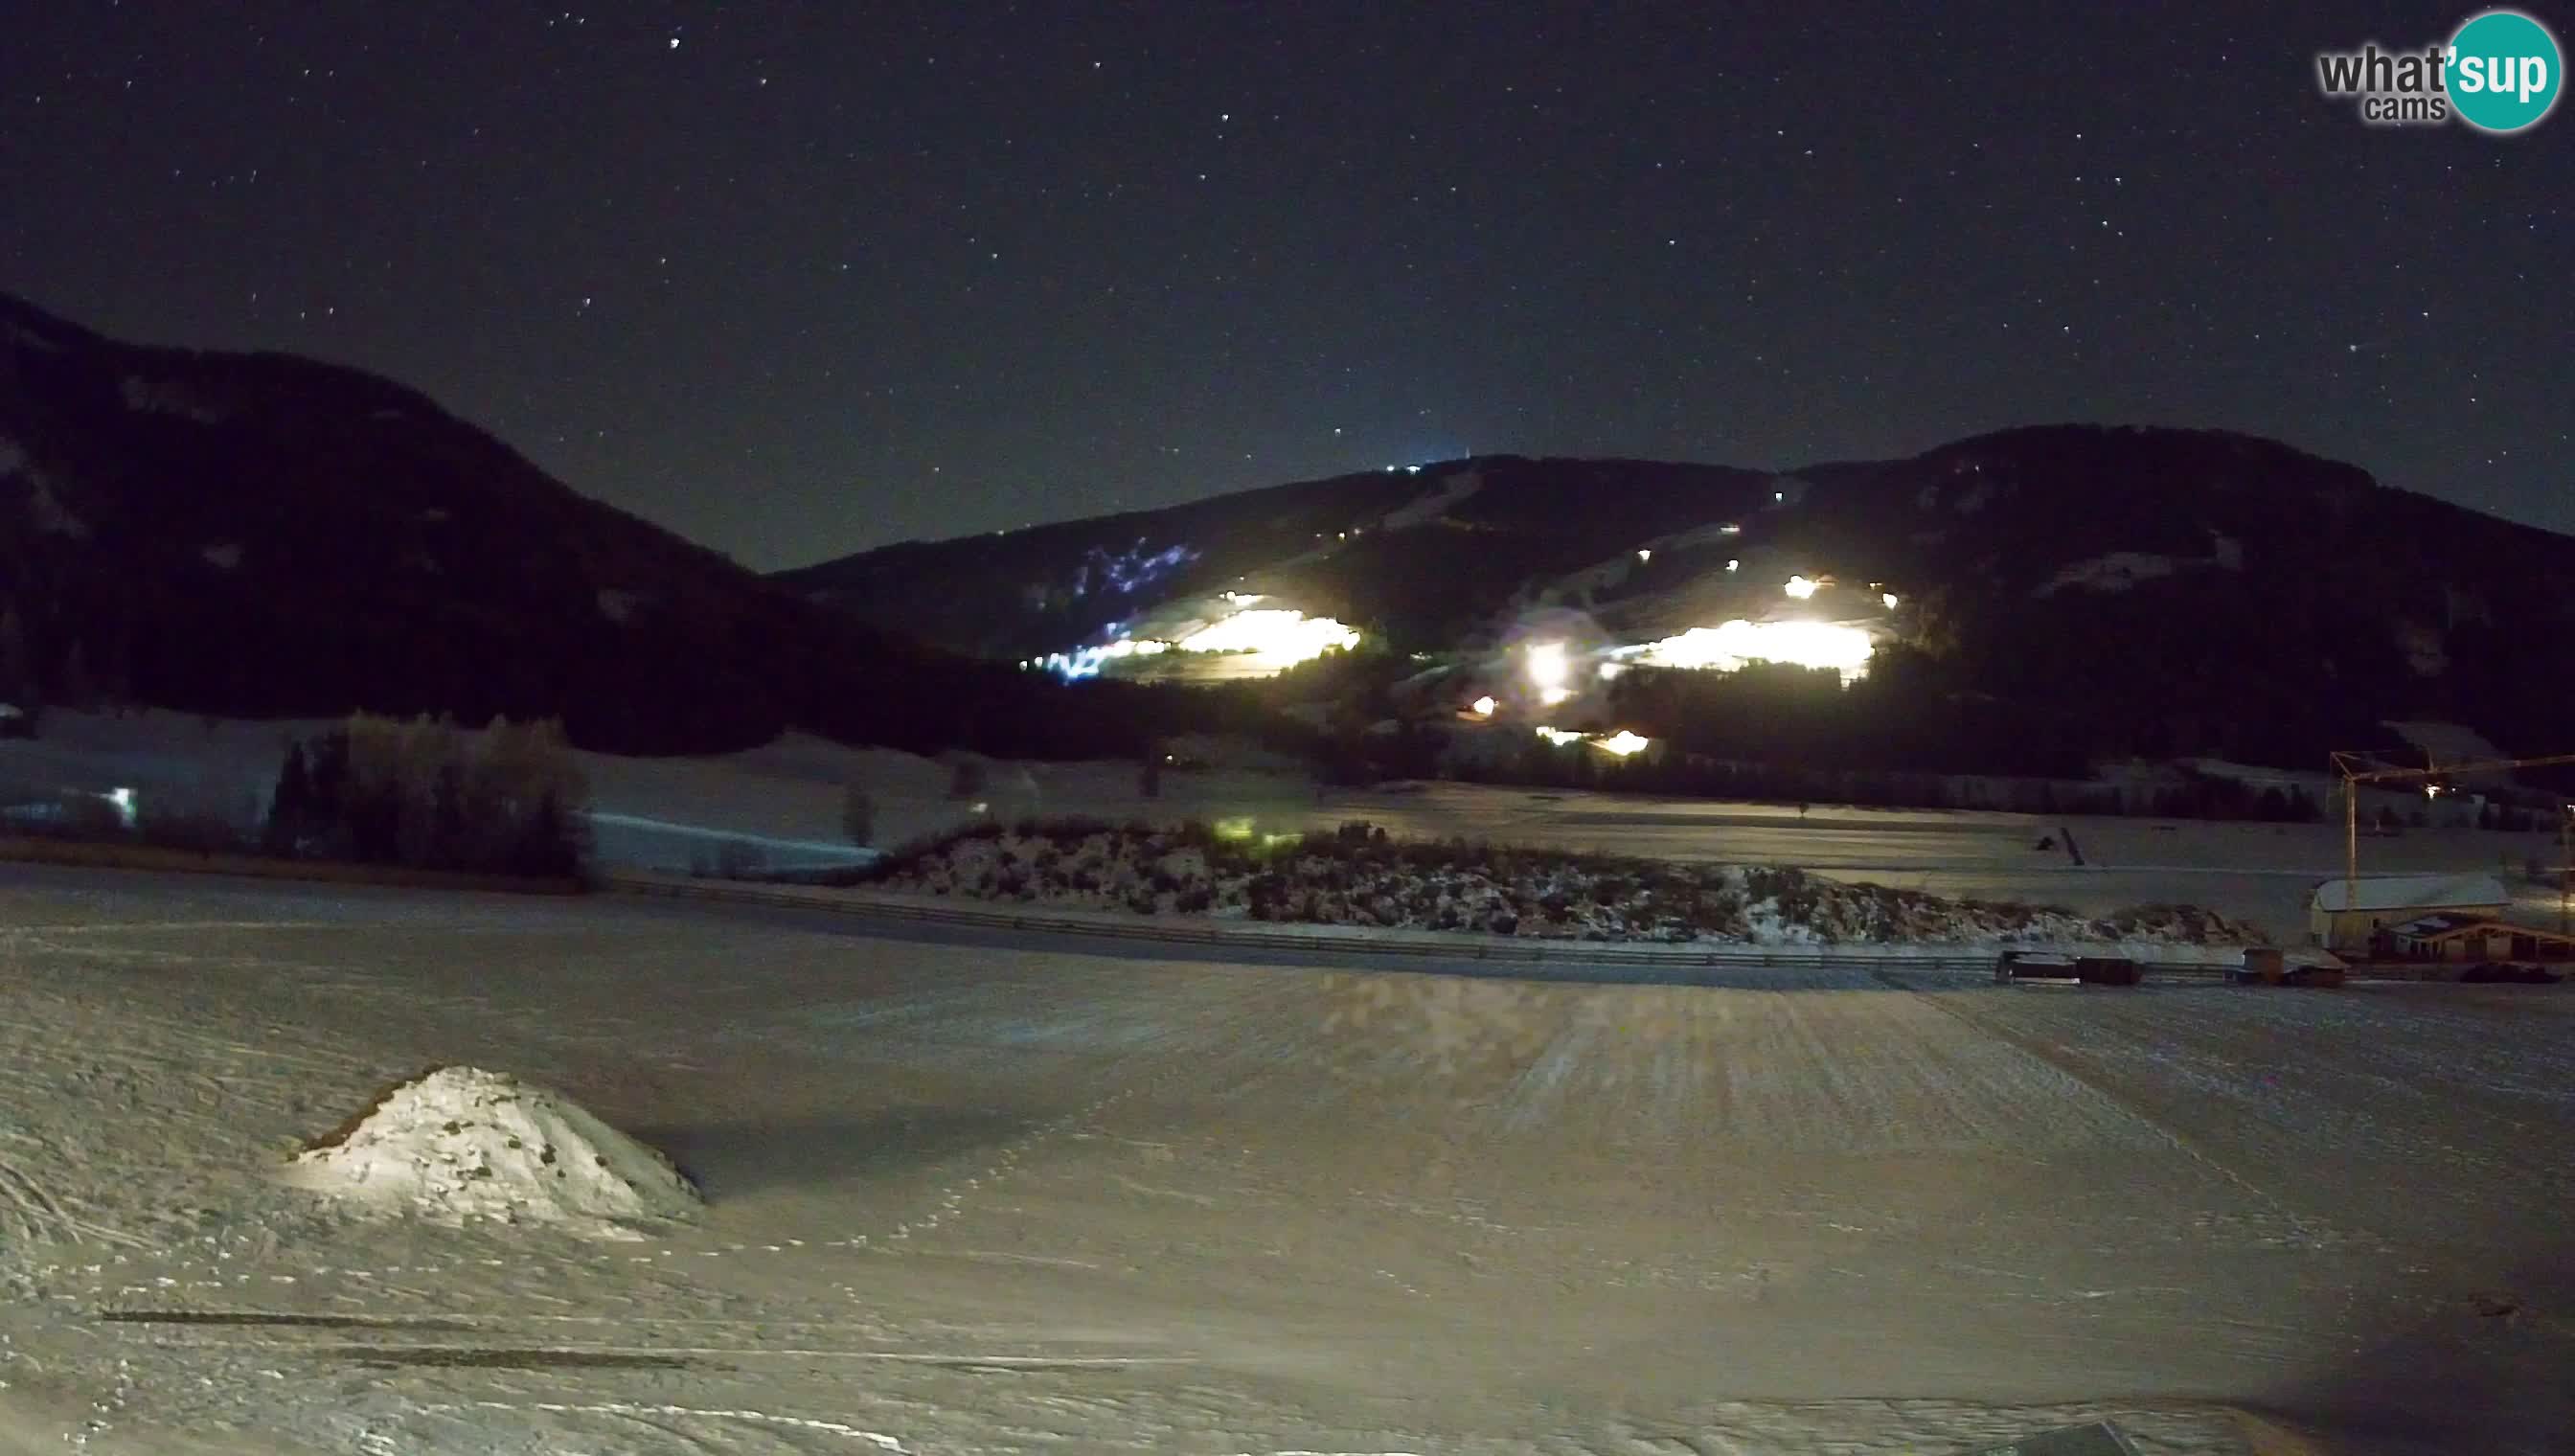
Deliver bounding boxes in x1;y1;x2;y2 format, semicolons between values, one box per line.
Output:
280;1066;700;1240
4;867;2573;1454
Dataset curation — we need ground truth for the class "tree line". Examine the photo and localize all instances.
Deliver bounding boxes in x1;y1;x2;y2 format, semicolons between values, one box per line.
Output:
263;714;590;877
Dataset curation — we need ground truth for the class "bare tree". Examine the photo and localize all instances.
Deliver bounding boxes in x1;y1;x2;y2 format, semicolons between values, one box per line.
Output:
57;640;95;711
0;606;30;699
841;783;877;846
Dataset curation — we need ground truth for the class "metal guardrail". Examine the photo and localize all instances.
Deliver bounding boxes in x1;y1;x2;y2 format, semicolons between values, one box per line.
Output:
603;870;2236;978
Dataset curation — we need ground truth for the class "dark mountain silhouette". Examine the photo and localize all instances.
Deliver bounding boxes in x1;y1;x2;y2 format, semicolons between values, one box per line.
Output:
8;289;2559;779
0;293;1190;758
780;428;2575;774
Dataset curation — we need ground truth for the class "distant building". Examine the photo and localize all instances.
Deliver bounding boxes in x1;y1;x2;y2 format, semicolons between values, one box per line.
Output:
2381;914;2575;964
2308;873;2510;951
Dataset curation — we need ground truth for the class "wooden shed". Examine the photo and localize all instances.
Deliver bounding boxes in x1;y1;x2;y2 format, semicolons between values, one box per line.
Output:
2308;873;2509;953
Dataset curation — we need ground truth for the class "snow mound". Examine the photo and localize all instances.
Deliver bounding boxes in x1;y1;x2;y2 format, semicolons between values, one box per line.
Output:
282;1066;699;1240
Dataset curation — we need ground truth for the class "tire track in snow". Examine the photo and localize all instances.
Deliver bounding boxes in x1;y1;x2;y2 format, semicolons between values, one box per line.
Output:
621;968;1302;1270
0;1149;148;1249
399;1399;914;1452
1963;982;2575;1246
1873;974;2336;1246
0;920;337;937
0;1153;69;1245
842;968;1328;1254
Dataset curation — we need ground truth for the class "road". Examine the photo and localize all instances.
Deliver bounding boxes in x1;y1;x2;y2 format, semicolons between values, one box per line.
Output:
1;864;2571;1453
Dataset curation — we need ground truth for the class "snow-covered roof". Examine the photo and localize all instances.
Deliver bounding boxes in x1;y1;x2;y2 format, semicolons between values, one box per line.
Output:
2311;873;2509;913
2381;719;2507;768
2391;914;2474;937
2392;915;2575;945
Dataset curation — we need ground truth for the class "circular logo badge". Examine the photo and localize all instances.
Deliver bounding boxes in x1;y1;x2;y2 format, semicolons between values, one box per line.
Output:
2448;9;2564;132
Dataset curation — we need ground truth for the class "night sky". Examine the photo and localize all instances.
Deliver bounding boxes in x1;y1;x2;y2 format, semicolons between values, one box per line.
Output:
4;3;2566;570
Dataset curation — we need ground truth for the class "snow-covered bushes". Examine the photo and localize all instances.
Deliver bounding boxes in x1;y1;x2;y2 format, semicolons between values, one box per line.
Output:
854;817;2256;947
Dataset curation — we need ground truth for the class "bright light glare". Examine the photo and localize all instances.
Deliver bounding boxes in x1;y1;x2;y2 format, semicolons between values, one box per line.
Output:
1030;636;1174;678
1035;605;1357;679
1635;548;1652;562
1881;591;1899;609
1597;661;1624;680
1726;558;1740;572
1538;686;1572;706
1470;694;1497;716
1175;608;1358;663
1784;575;1819;600
1628;620;1877;682
1534;725;1649;754
1524;641;1570;691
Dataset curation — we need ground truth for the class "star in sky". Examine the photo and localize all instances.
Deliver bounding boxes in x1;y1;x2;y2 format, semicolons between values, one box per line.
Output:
0;3;2562;566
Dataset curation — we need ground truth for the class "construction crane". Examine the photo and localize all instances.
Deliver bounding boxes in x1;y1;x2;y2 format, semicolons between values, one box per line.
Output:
2330;750;2575;936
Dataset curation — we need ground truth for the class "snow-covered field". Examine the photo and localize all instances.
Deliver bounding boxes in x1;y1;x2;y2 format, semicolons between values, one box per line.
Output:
16;713;2573;930
12;711;2565;946
5;864;2572;1453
